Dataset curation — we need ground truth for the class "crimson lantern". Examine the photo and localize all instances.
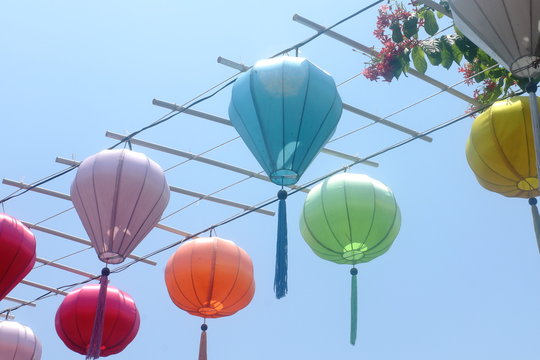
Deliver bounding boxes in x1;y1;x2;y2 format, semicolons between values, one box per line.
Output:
0;214;36;301
55;284;140;357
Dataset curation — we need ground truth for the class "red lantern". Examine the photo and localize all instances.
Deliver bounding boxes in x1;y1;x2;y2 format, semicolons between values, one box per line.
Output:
0;213;36;301
55;284;140;357
165;237;255;359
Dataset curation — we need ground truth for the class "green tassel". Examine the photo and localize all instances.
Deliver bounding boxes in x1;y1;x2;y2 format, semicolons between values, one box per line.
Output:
274;190;288;299
529;198;540;253
350;267;358;345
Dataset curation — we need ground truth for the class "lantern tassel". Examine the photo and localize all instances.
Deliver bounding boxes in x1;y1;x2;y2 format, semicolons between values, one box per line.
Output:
86;267;110;360
350;267;358;345
199;324;208;360
529;198;540;253
274;189;288;299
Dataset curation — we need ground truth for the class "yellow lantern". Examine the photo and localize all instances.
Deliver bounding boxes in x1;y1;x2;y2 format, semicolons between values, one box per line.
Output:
466;96;540;248
466;96;539;197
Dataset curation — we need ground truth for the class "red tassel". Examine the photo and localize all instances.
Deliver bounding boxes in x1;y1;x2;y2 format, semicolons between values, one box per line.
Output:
86;268;110;360
198;324;208;360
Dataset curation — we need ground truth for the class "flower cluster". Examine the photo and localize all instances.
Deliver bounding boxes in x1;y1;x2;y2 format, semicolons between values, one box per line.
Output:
363;0;522;108
457;64;476;85
362;3;421;82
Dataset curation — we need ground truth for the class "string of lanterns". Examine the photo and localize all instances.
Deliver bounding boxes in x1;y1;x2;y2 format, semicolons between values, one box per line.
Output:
2;1;540;356
1;55;400;359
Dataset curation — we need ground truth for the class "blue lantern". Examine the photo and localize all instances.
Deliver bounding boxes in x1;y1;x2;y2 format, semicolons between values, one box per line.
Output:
229;56;343;298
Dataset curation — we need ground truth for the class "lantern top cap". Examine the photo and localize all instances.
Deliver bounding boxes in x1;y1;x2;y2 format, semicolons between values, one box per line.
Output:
253;56;333;77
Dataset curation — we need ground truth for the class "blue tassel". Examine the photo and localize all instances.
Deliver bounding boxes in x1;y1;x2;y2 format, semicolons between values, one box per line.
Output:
350;267;358;345
274;189;288;299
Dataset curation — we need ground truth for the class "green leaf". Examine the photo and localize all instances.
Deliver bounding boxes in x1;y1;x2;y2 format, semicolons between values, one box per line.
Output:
423;11;439;36
403;16;418;38
454;35;478;62
487;85;502;102
436;11;444;19
440;38;453;69
503;77;513;94
440;1;450;12
473;70;485;83
391;22;403;43
399;51;411;76
391;56;403;80
412;46;428;74
450;43;463;64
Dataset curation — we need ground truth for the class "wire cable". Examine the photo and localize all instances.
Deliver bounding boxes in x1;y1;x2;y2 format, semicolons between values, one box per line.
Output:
0;1;385;208
272;0;384;58
0;89;525;316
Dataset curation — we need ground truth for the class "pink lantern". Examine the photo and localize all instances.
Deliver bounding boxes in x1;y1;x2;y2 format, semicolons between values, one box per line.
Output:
0;214;36;301
70;149;170;264
70;149;169;359
0;321;42;360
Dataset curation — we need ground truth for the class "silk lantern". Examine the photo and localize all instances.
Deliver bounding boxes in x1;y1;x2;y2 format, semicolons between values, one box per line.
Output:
229;56;343;298
466;96;540;248
55;284;140;358
300;173;401;344
165;237;255;360
0;214;36;301
0;321;42;360
448;0;540;194
70;149;169;359
448;0;540;79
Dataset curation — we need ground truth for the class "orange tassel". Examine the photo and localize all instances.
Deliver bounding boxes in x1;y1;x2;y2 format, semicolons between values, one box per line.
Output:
198;324;208;360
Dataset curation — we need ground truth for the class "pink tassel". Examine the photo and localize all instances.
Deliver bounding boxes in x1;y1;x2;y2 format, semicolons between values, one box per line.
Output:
86;268;110;360
198;324;208;360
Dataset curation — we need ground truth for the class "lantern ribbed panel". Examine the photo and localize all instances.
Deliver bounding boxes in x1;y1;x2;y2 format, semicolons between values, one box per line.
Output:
164;237;255;318
300;173;401;265
228;56;342;186
448;0;540;78
466;97;540;198
70;149;170;264
0;321;42;360
55;284;140;357
0;214;36;301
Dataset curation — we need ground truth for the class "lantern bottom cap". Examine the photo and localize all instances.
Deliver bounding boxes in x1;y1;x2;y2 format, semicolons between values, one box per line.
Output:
98;251;125;264
511;55;540;79
270;170;299;186
518;178;539;191
343;243;368;261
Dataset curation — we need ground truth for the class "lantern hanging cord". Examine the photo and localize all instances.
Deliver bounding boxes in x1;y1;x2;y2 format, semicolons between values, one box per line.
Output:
0;272;102;316
0;0;457;208
148;52;503;221
0;89;526;316
270;0;385;58
0;76;238;206
106;90;527;276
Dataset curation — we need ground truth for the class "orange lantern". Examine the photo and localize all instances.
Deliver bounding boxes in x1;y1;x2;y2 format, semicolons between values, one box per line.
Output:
164;237;255;359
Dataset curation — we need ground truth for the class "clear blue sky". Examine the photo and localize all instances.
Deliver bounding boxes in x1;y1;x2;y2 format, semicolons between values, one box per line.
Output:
1;1;539;359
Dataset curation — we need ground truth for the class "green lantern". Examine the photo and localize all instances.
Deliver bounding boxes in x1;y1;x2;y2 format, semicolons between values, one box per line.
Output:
299;173;401;344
